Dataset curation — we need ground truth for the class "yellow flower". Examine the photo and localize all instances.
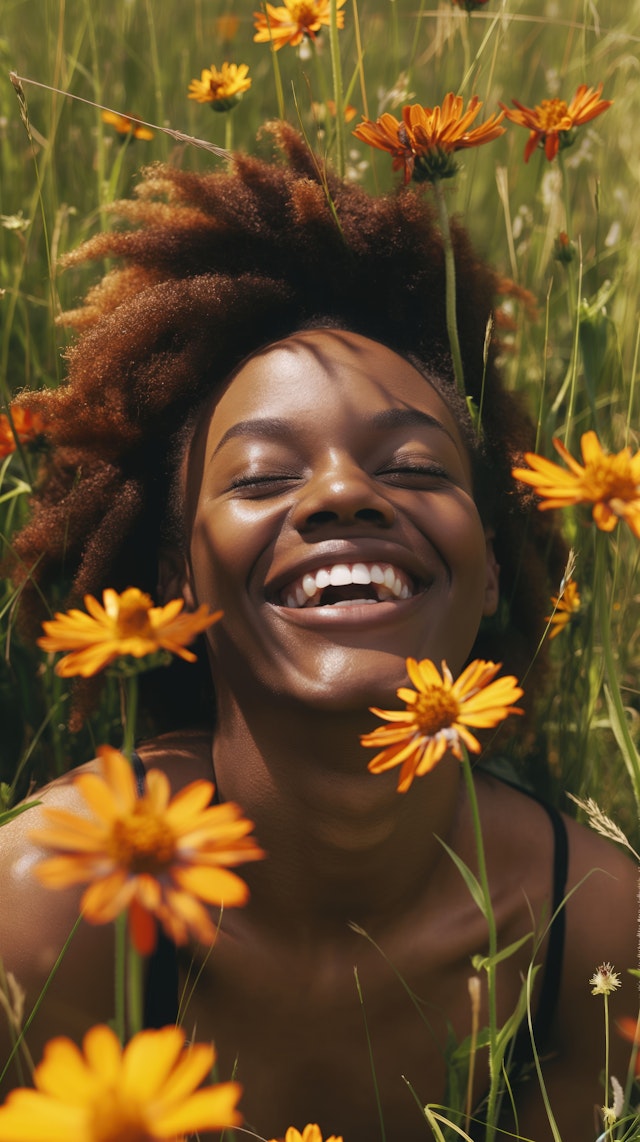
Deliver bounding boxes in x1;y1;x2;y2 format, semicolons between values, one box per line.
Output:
590;962;622;996
37;587;222;677
512;431;640;538
0;1023;242;1141
545;577;581;640
353;94;505;183
30;744;264;954
0;404;46;458
101;110;154;141
500;83;612;162
188;62;251;111
361;658;523;793
253;0;346;51
268;1127;344;1142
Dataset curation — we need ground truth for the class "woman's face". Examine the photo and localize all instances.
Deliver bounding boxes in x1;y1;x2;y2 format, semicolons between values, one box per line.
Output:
183;330;498;711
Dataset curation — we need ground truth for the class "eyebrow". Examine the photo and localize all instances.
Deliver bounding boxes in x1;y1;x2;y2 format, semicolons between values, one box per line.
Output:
211;407;456;457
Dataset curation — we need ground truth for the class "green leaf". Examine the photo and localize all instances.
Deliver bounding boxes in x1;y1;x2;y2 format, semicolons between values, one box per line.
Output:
436;836;487;919
471;932;533;974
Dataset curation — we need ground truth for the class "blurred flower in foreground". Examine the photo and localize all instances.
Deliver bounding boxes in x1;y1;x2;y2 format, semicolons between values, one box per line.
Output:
590;962;622;996
0;1023;242;1140
545;577;581;639
253;0;346;50
617;1015;640;1076
188;62;251;111
451;0;490;9
268;1127;344;1142
353;94;505;184
31;744;264;954
512;431;640;538
500;83;612;162
37;587;221;677
361;658;523;793
101;110;154;141
0;405;46;458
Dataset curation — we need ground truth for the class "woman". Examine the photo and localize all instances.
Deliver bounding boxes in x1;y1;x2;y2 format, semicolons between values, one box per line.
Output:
0;124;636;1141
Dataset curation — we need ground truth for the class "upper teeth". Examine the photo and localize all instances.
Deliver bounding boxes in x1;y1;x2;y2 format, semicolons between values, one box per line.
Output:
279;562;414;609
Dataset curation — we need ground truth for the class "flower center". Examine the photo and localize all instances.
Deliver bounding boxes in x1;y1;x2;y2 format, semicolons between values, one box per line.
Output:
288;0;318;27
90;1093;153;1142
583;455;639;503
113;590;155;639
109;805;176;874
413;688;460;735
537;98;569;132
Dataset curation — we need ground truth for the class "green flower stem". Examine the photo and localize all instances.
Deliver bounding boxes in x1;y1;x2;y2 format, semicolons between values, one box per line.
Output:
603;991;613;1141
224;113;233;155
127;942;145;1038
262;3;285;120
595;530;640;809
114;912;127;1045
329;0;345;180
558;150;577;314
459;745;499;1140
121;672;139;763
433;178;465;398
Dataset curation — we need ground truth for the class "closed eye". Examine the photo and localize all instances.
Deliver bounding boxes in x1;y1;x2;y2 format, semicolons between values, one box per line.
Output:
377;460;451;485
228;473;302;497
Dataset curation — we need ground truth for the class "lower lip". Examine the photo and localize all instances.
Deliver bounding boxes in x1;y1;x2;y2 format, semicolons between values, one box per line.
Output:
267;591;426;628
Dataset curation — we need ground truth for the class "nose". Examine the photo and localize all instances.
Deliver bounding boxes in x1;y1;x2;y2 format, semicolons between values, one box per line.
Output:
291;455;395;532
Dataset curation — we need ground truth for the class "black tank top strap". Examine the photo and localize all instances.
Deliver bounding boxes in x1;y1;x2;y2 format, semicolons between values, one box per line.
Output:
131;749;180;1028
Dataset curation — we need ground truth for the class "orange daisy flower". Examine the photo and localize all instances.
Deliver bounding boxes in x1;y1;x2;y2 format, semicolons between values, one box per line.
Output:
253;0;346;50
353;93;505;183
545;577;581;640
268;1127;344;1142
361;658;523;793
0;405;46;458
0;1023;242;1141
101;110;154;141
37;587;222;678
30;744;264;954
512;431;640;538
188;62;251;110
500;83;612;162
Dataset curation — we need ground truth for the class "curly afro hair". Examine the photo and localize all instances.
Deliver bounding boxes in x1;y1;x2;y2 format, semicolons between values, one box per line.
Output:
11;122;565;733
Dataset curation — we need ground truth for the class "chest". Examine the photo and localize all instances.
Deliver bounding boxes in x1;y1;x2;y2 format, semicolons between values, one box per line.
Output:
176;901;538;1142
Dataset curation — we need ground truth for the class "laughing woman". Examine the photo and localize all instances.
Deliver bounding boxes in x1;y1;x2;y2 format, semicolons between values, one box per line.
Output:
0;124;636;1142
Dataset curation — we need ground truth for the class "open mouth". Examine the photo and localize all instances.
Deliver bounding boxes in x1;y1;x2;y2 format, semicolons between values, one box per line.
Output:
275;562;421;609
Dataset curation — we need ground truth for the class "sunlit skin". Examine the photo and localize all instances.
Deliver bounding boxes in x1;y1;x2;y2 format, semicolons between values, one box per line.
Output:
0;332;636;1142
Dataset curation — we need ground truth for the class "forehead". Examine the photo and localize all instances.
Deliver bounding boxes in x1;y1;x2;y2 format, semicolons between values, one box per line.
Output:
205;329;467;450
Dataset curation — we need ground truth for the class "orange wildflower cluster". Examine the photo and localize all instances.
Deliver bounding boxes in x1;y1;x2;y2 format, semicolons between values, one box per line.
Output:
361;657;523;793
353;94;505;184
188;62;252;110
0;1024;242;1141
31;744;264;954
0;405;46;459
512;431;640;538
38;587;221;677
253;0;346;50
501;83;611;162
545;578;581;640
101;110;154;141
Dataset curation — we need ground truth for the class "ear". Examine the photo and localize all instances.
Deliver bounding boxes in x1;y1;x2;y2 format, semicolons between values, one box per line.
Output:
482;530;500;617
157;545;196;611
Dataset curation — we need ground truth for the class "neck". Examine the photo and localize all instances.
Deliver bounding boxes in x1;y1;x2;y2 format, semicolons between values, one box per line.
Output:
212;694;463;929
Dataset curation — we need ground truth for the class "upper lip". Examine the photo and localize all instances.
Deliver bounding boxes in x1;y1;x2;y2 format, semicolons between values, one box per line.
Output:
263;539;436;601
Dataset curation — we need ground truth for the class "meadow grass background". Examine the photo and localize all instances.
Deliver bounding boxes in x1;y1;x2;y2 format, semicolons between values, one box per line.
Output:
0;0;639;841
